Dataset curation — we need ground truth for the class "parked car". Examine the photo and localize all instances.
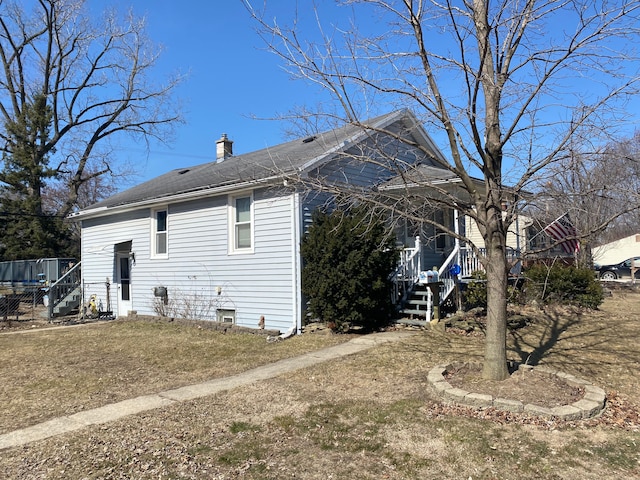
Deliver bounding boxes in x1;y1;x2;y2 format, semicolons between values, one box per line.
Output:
596;257;640;280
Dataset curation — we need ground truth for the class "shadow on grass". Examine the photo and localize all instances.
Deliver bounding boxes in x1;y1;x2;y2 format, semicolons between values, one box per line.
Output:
398;293;640;394
509;308;583;366
507;303;640;387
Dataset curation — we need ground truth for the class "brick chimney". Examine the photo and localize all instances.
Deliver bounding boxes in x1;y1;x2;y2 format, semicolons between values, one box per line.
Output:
216;133;233;162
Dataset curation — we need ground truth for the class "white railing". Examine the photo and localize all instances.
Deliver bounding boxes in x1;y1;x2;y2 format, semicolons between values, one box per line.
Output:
458;247;522;278
437;246;461;303
391;236;422;304
394;238;524;318
459;247;483;277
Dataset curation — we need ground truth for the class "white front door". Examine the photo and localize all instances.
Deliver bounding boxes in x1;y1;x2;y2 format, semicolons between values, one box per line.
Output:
116;253;132;316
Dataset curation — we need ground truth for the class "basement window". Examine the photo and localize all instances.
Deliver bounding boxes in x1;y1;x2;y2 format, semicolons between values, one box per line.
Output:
217;309;236;324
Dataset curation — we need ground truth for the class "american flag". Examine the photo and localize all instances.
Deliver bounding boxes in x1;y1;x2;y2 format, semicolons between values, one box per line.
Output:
544;214;580;255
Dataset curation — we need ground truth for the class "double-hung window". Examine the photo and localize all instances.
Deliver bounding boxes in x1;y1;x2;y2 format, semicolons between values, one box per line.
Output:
229;194;253;253
152;208;168;257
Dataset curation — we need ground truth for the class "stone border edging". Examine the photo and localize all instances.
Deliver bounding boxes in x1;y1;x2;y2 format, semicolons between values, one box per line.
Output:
427;363;606;421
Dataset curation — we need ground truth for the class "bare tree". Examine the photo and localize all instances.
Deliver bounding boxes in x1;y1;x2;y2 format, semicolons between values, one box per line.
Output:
532;130;640;266
247;0;640;379
0;0;183;218
597;131;640;239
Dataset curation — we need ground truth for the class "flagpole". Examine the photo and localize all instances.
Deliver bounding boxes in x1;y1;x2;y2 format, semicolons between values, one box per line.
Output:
528;211;571;245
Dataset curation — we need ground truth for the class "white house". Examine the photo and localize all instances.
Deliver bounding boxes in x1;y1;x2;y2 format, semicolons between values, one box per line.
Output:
593;233;640;266
71;110;455;332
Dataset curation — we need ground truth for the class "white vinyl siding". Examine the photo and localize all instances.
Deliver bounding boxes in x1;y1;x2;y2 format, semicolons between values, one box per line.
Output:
81;210;150;317
465;212;528;253
81;190;300;332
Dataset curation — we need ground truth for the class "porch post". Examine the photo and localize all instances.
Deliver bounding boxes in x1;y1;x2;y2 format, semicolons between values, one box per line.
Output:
453;209;462;311
453;209;461;263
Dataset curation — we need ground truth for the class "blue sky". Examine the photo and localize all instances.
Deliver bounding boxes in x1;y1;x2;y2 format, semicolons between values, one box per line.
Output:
104;1;337;183
99;1;640;186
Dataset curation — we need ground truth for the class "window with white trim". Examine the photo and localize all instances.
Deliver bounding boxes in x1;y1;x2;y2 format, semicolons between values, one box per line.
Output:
152;208;168;257
229;194;253;253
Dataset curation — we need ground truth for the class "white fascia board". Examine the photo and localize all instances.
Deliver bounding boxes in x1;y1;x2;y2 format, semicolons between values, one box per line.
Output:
379;177;463;191
69;176;282;221
298;142;350;173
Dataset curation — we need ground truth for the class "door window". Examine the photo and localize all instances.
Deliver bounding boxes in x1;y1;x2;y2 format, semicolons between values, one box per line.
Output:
120;256;130;301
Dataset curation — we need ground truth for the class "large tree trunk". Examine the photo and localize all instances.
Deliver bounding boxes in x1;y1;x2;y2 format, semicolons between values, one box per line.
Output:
481;205;510;381
246;0;640;381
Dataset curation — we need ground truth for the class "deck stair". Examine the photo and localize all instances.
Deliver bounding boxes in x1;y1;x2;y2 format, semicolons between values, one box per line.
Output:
393;238;523;322
393;238;464;322
47;262;81;320
52;285;82;317
398;282;433;320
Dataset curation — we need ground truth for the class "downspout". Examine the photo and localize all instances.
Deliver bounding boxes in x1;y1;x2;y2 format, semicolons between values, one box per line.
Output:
454;208;461;264
515;211;521;253
454;208;462;311
267;192;302;342
285;191;302;338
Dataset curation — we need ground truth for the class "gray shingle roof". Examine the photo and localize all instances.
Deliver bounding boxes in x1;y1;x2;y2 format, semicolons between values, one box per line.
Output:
80;110;409;214
381;164;459;188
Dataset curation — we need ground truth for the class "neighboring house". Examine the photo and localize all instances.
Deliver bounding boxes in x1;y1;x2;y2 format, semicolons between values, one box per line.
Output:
71;110;456;331
465;213;531;259
593;233;640;266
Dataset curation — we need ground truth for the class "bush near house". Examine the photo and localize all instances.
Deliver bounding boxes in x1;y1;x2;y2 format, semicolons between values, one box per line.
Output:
301;207;398;331
461;270;523;311
524;263;604;309
461;271;488;310
462;264;603;310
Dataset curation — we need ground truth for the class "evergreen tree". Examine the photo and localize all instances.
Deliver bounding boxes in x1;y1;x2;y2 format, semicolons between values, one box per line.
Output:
0;94;73;260
301;207;398;331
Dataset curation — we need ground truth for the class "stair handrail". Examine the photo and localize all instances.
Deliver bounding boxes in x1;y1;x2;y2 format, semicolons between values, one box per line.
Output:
391;236;422;305
47;261;81;320
437;245;461;303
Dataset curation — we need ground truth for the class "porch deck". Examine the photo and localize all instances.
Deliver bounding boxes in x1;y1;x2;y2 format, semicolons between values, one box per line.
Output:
393;237;521;322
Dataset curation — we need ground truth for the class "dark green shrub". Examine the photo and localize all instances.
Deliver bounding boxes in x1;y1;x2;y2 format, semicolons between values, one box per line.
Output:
301;207;398;331
524;263;603;309
462;271;526;310
463;271;487;309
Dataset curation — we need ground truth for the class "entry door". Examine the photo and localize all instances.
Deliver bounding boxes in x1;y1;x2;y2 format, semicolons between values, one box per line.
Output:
116;253;132;316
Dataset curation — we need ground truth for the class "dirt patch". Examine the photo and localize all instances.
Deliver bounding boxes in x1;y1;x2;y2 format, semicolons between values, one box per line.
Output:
444;362;585;408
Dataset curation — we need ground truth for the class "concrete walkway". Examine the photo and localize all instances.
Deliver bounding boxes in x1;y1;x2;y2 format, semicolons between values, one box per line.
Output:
0;331;415;450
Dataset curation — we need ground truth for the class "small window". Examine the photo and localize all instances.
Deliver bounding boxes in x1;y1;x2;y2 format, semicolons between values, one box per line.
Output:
152;208;168;257
229;194;253;253
217;309;236;323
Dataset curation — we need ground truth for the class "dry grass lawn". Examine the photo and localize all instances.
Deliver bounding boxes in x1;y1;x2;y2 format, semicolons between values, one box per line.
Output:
1;290;639;479
0;320;353;433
